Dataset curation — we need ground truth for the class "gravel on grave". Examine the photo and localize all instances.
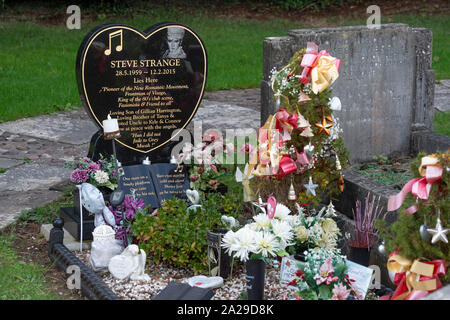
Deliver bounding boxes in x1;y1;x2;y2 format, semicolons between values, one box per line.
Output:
74;250;295;300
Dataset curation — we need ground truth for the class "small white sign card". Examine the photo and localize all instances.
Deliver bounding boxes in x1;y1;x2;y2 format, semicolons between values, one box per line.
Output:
280;256;304;285
346;260;374;299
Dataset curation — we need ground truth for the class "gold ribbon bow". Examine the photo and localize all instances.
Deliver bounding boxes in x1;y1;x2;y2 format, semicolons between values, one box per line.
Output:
387;254;439;300
311;55;339;94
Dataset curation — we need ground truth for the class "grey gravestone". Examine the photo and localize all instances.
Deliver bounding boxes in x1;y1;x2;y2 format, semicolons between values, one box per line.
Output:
261;24;436;163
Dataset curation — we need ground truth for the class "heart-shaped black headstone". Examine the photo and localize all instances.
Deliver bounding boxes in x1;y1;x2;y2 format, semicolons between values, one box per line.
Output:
76;23;207;156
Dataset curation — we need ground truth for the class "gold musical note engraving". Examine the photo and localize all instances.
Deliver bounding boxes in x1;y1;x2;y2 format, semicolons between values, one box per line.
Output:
104;30;123;56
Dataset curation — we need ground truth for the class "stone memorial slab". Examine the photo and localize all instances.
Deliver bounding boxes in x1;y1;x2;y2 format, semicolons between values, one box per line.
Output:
148;163;190;204
261;24;435;162
120;164;159;208
76;23;207;164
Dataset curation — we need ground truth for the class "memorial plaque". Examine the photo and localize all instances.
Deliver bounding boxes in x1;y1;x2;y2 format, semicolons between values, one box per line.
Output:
148;163;190;203
120;164;159;209
76;23;207;159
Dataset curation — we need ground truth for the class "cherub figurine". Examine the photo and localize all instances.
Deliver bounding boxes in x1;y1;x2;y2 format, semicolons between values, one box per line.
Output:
108;244;150;281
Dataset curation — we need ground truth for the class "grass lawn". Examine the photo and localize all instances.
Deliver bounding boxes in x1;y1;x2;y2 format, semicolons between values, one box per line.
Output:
0;6;449;135
0;229;59;300
434;111;450;136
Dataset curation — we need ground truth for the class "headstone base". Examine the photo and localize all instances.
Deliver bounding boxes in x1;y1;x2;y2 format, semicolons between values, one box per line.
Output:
60;206;95;241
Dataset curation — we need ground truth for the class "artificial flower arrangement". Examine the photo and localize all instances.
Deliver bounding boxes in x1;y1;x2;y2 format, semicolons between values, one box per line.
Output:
177;129;235;198
66;154;121;190
290;203;342;255
221;202;296;262
108;194;146;247
287;248;358;300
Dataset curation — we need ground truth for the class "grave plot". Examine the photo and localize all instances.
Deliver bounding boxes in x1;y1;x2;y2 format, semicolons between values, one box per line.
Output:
47;22;448;301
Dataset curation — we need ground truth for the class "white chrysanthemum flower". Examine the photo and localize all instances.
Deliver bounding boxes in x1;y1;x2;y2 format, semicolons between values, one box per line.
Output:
271;219;294;248
254;231;279;258
231;227;258;262
246;222;260;232
253;213;271;231
321;218;340;240
274;203;291;222
94;170;109;184
317;235;338;251
221;230;239;255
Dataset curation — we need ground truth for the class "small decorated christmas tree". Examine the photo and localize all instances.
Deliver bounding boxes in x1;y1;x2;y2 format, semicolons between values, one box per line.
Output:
247;42;349;208
376;151;449;299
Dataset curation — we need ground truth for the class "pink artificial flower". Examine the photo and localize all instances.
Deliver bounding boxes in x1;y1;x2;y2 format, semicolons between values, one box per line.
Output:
239;143;255;154
209;180;218;186
314;257;339;285
224;142;236;154
210;164;218;173
202;129;223;143
331;283;351;300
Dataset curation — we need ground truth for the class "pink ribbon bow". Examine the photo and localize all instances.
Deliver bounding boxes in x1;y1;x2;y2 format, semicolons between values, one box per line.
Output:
275;109;298;143
300;42;341;84
387;164;442;214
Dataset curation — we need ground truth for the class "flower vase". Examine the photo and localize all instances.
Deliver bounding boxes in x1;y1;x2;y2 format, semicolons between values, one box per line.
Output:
245;259;265;300
206;229;232;279
348;245;371;267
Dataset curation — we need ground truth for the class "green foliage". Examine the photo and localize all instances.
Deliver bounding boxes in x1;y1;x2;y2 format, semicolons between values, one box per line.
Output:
131;192;242;274
376;151;449;283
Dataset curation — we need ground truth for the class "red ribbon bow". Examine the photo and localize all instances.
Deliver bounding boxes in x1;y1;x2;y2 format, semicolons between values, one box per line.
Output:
392;259;446;300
